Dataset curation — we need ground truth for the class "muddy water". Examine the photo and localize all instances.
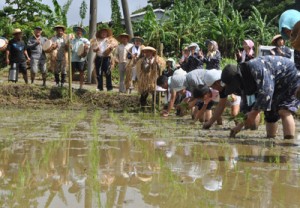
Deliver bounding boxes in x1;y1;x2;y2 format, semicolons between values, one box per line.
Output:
0;108;300;208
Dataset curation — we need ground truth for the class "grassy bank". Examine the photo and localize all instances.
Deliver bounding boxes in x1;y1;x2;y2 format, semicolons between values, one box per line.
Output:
0;83;140;111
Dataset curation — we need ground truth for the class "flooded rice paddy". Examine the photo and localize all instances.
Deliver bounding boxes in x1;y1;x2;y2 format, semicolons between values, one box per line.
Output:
0;108;300;208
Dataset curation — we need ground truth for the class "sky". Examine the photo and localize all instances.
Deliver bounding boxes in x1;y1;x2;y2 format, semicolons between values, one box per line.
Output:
0;0;149;26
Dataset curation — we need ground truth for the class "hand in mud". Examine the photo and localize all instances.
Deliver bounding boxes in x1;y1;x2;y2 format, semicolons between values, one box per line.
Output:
203;122;212;129
229;123;243;138
245;110;260;129
161;110;169;117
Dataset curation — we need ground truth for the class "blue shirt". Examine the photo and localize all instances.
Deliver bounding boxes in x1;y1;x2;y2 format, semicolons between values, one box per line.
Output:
71;37;90;62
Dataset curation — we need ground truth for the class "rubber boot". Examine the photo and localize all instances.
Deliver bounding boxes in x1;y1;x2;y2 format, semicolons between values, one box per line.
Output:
31;73;35;84
55;74;60;86
42;73;46;87
23;72;28;84
61;74;66;87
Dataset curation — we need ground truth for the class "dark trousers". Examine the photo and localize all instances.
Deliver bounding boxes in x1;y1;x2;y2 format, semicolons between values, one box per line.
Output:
95;56;113;91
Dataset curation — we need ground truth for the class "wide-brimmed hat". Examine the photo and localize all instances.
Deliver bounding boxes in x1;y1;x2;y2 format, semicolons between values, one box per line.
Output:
131;36;144;43
221;64;241;95
73;26;86;35
142;46;156;53
271;34;283;45
53;25;66;31
97;28;113;37
118;33;131;41
188;43;198;48
203;69;222;87
12;28;22;35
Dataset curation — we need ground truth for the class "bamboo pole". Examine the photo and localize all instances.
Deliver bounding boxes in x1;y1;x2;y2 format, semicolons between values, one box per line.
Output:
158;43;164;110
68;37;72;101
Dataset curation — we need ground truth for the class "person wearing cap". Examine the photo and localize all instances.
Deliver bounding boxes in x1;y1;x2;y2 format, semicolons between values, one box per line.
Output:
136;46;165;107
157;69;217;119
180;43;203;72
157;68;187;116
6;28;30;83
236;39;255;63
125;36;145;93
92;28;115;91
27;26;48;86
199;40;221;70
71;26;90;89
270;34;291;58
162;58;176;77
115;33;133;93
202;65;259;133
279;10;300;100
214;56;299;139
50;25;68;87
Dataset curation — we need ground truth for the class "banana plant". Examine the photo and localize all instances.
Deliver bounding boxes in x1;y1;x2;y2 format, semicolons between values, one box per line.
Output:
248;5;277;46
51;0;73;26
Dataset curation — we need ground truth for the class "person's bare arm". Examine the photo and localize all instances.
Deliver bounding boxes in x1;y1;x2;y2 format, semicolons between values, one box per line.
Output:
203;97;227;129
162;90;176;117
194;103;207;122
6;50;10;65
24;50;30;61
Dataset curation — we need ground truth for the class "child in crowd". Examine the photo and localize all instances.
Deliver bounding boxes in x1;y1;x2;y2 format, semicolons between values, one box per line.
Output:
162;58;176;77
192;85;219;122
192;84;241;124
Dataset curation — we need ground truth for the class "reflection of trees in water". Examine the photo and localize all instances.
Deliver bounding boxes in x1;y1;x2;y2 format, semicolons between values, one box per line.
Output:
0;111;300;207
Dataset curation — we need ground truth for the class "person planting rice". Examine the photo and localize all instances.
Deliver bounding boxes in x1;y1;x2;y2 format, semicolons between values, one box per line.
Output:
205;56;300;139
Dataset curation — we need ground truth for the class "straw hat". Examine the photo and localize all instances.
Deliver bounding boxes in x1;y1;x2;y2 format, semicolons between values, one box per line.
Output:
73;26;86;35
97;28;113;37
53;25;66;31
291;20;300;50
142;46;156;52
131;36;144;43
12;28;22;35
271;34;283;45
141;46;156;54
117;33;131;41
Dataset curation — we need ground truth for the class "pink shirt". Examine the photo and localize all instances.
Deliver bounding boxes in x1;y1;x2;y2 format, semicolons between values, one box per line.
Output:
204;88;219;104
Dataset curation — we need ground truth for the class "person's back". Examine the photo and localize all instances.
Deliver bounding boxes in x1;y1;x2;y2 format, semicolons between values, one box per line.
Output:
184;69;206;93
240;55;298;111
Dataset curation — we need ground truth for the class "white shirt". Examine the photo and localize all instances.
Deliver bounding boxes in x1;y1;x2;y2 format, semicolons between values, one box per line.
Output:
115;43;133;63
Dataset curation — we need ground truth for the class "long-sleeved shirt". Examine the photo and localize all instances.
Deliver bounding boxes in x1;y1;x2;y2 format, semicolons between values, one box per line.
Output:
203;50;221;69
115;43;133;63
